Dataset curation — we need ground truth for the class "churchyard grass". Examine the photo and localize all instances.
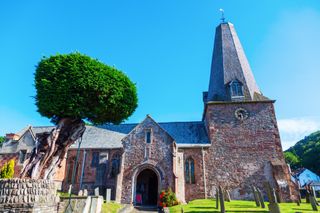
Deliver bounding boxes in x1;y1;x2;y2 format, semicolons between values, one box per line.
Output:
169;199;320;212
102;201;122;213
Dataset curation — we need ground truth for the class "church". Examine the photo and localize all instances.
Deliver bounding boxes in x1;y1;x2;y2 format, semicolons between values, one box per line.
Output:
0;21;297;205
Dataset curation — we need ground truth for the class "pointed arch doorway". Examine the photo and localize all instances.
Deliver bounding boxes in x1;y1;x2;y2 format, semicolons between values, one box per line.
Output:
135;168;158;206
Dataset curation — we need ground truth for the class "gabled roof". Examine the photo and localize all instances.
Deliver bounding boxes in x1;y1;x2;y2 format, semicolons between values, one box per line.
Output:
206;22;268;102
102;120;210;145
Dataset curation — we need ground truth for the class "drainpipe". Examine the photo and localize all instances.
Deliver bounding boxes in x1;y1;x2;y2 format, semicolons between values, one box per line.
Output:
80;149;87;189
202;147;207;198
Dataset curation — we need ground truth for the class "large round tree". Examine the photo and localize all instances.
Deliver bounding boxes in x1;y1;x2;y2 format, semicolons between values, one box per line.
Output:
20;52;138;179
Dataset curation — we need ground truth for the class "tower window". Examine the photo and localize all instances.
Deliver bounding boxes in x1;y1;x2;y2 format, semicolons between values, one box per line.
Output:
145;129;152;144
229;80;244;97
185;157;195;184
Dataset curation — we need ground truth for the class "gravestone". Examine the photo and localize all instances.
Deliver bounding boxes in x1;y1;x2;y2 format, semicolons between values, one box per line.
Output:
106;188;111;203
78;190;83;196
0;179;59;213
94;187;100;196
218;186;225;213
68;184;72;195
215;188;219;209
83;189;88;196
264;182;280;213
256;188;265;208
225;190;231;202
251;186;260;207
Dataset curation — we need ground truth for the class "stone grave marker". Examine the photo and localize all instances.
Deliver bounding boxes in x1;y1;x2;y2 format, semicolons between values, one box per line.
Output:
225;189;231;202
83;189;88;196
78;189;83;196
106;188;111;203
251;186;260;207
94;187;100;196
256;188;265;208
264;182;280;213
215;187;219;209
218;186;225;213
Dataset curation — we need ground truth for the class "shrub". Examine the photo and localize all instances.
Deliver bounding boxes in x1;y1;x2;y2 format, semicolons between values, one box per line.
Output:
0;160;15;179
159;188;179;207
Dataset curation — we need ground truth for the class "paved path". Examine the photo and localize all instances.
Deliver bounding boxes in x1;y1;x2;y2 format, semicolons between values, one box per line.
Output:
130;206;159;213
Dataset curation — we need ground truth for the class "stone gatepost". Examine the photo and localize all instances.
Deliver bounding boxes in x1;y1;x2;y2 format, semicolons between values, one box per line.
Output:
0;179;59;213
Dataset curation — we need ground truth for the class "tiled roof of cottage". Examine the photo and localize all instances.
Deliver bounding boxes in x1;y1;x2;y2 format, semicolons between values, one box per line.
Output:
102;121;210;145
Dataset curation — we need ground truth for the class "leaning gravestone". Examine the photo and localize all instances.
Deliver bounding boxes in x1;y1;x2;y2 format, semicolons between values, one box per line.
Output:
0;179;59;213
251;186;260;207
264;182;280;213
256;188;265;208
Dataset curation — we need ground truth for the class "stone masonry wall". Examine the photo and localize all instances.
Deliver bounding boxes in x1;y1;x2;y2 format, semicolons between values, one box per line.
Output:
0;179;58;213
120;117;175;204
204;101;295;201
179;148;206;202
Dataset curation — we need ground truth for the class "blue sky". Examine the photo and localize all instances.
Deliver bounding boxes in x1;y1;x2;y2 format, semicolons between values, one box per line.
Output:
0;0;320;149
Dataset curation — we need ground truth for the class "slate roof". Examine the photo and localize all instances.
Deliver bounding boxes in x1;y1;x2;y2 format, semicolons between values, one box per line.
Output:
0;120;210;153
207;22;268;102
101;121;210;145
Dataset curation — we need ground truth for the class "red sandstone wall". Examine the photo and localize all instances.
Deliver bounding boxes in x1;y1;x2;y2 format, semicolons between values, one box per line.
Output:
204;101;293;201
120;117;175;204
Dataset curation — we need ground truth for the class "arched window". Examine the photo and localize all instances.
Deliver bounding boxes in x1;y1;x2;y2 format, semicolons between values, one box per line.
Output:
110;153;121;178
229;80;244;98
185;158;195;184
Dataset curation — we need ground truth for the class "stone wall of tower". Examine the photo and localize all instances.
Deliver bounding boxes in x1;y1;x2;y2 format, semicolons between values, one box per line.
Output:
120;117;175;204
204;101;297;201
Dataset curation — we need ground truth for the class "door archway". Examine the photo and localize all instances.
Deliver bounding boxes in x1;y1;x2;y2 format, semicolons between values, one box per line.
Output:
135;169;158;206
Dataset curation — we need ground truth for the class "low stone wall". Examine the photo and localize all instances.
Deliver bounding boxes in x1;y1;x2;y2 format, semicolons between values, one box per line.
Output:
0;179;59;213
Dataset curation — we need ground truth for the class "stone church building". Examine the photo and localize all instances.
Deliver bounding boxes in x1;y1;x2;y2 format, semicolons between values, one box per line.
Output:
0;21;297;205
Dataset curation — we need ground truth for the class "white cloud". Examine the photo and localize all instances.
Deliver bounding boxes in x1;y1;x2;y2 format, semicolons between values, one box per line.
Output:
278;117;320;150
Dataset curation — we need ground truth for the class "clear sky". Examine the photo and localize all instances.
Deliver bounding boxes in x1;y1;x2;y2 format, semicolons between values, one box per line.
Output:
0;0;320;150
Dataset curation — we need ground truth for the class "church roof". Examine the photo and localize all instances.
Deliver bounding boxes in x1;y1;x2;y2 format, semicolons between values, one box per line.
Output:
207;22;268;102
102;121;210;145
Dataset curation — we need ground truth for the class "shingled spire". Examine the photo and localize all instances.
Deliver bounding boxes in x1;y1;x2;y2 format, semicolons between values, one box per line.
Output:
206;22;267;102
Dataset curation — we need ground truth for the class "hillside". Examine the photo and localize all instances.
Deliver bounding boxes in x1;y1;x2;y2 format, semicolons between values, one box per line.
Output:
284;130;320;175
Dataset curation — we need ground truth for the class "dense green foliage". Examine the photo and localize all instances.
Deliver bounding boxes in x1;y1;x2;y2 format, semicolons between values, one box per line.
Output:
0;160;15;179
35;52;138;124
0;136;5;146
285;130;320;175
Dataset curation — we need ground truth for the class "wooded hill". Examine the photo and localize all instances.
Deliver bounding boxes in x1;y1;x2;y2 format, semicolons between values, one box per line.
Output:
284;130;320;175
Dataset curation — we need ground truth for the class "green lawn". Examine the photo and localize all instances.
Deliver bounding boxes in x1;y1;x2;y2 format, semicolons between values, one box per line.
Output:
169;199;320;213
102;201;122;213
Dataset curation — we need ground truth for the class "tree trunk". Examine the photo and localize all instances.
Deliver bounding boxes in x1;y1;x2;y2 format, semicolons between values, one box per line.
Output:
20;118;86;180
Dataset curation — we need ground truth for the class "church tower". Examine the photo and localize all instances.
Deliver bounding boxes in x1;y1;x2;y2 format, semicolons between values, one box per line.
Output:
203;21;297;201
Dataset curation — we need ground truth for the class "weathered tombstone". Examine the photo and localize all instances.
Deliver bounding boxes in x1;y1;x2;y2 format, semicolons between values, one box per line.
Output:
256;188;265;208
68;184;72;195
78;189;83;196
218;186;225;213
83;189;88;196
225;189;231;202
181;206;184;213
263;182;280;213
310;195;318;211
251;186;260;207
216;188;219;209
306;188;311;203
106;188;111;203
275;189;282;203
94;187;100;196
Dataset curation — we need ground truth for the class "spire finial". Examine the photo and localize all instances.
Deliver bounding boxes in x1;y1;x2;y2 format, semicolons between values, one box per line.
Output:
219;8;226;23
